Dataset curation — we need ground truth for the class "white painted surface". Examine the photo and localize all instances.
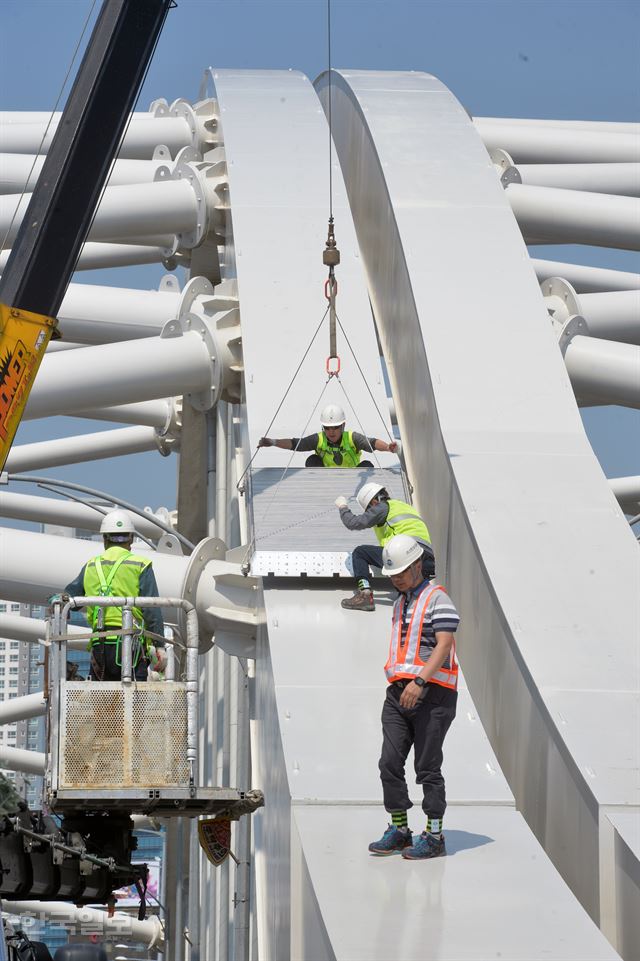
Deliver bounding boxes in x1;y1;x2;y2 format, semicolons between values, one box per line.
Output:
318;68;639;936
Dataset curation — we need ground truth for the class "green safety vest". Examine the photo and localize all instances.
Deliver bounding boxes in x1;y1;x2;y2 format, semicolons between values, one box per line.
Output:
315;429;361;468
374;499;431;548
83;546;152;653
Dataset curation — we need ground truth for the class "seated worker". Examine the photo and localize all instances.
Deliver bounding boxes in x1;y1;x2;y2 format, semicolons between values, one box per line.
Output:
60;509;166;681
335;481;435;611
258;403;399;467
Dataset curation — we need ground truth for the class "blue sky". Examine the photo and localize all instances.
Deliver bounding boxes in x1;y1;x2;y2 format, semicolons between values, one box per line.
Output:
1;0;639;514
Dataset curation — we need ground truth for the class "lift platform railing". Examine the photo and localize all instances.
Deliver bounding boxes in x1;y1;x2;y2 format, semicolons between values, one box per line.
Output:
43;597;264;818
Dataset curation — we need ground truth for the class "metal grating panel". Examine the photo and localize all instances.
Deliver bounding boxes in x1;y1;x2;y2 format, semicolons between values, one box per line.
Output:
249;467;406;576
60;681;189;789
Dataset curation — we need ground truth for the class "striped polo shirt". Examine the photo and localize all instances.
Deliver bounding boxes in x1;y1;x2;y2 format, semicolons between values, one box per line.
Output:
399;578;460;665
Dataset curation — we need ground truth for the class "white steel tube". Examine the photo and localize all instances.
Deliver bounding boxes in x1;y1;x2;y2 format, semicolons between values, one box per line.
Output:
0;154;173;194
0;113;192;158
578;290;640;346
507;183;640;249
5;426;161;472
23;333;211;419
69;399;174;429
2;902;163;948
531;258;640;293
0;491;165;538
516;163;640;197
609;476;640;515
0;692;45;725
474;120;640;163
475;117;640;135
57;282;180;344
0;613;85;649
0;746;45;775
0;242;170;273
565;335;640;407
0;179;199;247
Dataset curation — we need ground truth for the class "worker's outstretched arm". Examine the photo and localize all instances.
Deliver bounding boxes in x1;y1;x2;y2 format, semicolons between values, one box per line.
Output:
258;437;293;450
374;438;400;454
337;501;389;531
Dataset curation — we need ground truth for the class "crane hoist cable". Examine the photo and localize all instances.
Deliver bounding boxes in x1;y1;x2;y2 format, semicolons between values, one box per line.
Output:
323;0;341;377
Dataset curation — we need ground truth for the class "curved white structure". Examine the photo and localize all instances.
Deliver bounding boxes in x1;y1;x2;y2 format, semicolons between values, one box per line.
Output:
0;67;638;961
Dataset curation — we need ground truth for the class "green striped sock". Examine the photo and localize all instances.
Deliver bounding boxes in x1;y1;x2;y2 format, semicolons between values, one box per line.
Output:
391;811;408;830
426;817;442;835
357;578;371;591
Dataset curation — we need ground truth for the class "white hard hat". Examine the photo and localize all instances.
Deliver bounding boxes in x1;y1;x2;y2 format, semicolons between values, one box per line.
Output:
100;509;136;539
382;534;424;576
357;481;385;512
320;403;346;427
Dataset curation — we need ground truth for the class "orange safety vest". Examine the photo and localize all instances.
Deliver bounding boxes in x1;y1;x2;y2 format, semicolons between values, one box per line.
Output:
384;582;458;691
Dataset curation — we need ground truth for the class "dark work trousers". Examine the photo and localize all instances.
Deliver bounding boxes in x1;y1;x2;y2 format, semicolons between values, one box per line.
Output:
379;682;457;816
89;642;148;682
305;454;374;468
352;543;435;582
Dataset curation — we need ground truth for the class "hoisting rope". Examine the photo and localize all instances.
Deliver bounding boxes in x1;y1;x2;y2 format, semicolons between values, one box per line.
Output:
323;0;341;377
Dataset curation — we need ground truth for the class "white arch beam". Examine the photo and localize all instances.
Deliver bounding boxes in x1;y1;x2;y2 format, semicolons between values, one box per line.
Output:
319;68;639;938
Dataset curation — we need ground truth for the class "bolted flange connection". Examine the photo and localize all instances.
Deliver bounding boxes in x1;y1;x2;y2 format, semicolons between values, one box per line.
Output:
160;277;242;412
541;277;590;356
489;148;522;188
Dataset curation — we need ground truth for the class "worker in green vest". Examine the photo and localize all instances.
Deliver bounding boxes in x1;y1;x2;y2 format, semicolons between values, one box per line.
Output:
62;510;165;681
258;403;399;467
335;481;435;611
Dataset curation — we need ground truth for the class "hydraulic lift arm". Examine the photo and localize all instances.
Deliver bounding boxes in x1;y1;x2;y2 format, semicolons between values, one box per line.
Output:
0;0;174;470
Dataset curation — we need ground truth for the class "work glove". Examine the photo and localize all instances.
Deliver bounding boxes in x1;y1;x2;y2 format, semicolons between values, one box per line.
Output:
149;646;167;674
388;440;401;455
335;496;348;509
47;592;76;608
258;437;273;447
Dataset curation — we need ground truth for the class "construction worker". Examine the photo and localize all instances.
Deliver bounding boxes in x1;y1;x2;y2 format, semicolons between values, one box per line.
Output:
258;403;399;467
369;535;459;859
60;510;165;682
336;481;435;611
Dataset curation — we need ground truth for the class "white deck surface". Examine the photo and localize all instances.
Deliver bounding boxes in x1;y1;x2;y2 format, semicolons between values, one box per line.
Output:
293;804;620;961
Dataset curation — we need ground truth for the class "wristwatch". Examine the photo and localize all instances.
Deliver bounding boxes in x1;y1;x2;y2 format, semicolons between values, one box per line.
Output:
413;676;426;688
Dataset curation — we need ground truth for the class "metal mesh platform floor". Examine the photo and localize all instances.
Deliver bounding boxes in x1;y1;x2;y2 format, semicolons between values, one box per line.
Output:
249;467;407;577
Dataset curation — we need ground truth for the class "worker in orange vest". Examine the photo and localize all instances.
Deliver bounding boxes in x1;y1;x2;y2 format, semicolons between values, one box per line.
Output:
368;535;459;860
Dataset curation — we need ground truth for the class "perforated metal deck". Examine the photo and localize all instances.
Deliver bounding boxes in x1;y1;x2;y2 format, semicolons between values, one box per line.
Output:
248;467;408;577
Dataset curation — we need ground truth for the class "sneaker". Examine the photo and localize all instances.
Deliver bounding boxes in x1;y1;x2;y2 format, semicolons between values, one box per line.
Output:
368;825;412;856
341;590;375;612
401;831;446;860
